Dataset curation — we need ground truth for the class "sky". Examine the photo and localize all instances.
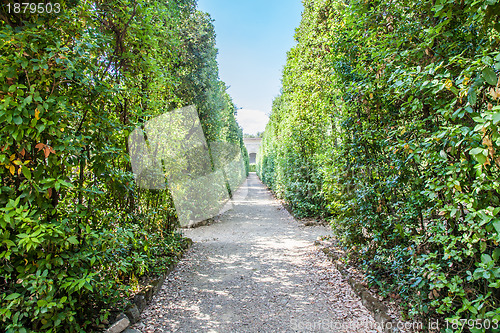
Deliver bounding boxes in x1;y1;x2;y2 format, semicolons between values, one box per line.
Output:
196;0;303;135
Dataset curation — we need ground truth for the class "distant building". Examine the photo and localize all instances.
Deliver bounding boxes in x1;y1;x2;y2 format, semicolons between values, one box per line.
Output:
243;138;262;164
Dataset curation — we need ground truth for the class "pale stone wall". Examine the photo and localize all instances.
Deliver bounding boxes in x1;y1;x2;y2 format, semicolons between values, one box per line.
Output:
243;138;262;164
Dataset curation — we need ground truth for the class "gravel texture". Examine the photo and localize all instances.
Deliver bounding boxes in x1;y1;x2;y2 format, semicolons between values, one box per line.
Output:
133;173;380;333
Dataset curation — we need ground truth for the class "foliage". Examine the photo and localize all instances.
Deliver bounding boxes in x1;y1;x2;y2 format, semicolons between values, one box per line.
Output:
259;0;500;329
243;132;264;138
0;0;245;331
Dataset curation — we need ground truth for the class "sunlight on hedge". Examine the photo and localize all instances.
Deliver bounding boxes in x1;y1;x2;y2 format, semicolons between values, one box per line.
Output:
259;0;500;329
0;1;247;331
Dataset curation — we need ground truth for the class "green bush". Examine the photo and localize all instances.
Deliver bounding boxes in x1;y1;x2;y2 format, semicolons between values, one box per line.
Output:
0;0;245;331
259;0;500;329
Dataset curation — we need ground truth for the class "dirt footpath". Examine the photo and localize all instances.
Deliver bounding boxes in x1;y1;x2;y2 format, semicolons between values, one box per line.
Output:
133;173;380;332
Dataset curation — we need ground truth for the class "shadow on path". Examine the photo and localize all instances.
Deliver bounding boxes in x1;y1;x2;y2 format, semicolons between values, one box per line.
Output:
134;173;378;333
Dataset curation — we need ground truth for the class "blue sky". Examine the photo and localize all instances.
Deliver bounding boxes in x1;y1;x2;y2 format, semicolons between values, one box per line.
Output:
196;0;303;134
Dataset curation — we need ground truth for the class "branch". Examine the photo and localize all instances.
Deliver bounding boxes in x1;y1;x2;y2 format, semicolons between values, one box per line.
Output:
120;2;138;40
50;79;72;96
24;70;31;90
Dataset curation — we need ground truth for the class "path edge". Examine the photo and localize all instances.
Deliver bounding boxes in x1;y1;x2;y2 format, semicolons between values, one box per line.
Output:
316;241;401;333
104;237;193;333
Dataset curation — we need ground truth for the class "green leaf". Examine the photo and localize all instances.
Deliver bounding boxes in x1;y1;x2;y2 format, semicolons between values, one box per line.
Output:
468;88;477;105
4;293;21;301
57;180;74;189
482;56;493;66
482;254;493;264
493;248;500;261
493;112;500;125
474;153;487;164
77;279;85;290
3;239;15;248
67;236;78;245
482;67;498;85
21;166;31;180
494;220;500;234
469;147;485;155
13;116;23;125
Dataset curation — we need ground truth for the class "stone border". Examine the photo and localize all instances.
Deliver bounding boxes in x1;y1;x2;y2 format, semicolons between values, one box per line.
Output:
105;238;193;333
315;241;400;333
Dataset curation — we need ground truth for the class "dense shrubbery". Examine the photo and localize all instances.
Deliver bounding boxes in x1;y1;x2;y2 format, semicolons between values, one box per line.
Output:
259;0;500;329
0;1;245;331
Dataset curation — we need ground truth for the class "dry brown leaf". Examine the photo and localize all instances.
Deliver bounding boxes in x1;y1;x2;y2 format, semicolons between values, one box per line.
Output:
35;143;45;151
490;87;500;100
483;135;496;162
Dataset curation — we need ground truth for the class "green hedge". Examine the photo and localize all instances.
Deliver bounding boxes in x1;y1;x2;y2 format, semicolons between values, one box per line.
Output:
259;0;500;329
0;1;245;331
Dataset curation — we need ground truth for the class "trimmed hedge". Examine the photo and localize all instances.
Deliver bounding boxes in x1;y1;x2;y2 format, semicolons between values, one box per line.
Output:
0;1;245;331
259;0;500;329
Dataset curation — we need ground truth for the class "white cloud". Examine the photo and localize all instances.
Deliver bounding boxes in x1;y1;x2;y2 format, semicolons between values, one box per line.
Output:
236;109;269;135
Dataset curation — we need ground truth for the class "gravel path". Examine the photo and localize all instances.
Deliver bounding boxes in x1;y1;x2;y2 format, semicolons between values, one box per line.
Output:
133;173;380;333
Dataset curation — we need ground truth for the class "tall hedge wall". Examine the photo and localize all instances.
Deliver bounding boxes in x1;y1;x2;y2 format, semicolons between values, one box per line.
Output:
0;1;245;331
259;0;500;328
